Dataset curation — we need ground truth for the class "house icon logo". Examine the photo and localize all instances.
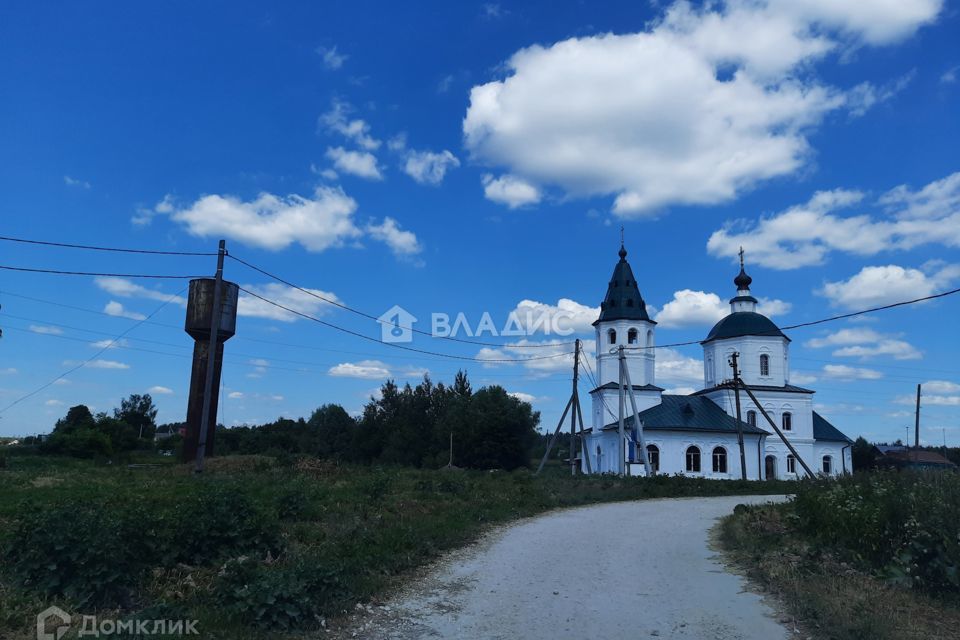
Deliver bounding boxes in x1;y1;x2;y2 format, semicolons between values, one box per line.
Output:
378;305;417;343
36;606;71;640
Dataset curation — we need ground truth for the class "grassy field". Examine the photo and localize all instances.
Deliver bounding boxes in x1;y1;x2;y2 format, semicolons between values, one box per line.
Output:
0;452;794;639
719;471;960;640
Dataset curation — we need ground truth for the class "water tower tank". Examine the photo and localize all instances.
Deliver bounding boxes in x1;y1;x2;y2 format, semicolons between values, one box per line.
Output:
185;278;239;341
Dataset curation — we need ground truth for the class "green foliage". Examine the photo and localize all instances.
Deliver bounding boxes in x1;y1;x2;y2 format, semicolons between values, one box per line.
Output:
114;393;159;440
792;471;960;595
851;436;877;471
42;427;113;458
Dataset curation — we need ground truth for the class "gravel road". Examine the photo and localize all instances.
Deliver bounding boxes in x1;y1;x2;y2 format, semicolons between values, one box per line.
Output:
343;495;791;640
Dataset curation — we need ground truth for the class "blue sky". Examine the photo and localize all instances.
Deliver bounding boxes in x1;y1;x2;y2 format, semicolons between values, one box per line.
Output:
0;0;958;445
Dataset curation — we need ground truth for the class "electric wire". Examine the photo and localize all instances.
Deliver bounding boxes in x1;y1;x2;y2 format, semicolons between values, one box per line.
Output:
0;264;200;279
0;234;216;256
227;253;576;348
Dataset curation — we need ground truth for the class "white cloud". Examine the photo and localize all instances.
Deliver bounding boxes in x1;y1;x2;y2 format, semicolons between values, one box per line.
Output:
103;301;146;321
402;150;460;185
481;174;541;209
131;195;174;226
463;0;940;215
319;99;381;150
29;325;63;335
64;359;130;370
325;146;383;180
0;367;17;375
654;290;790;327
655;348;704;386
833;341;921;360
820;263;960;309
942;65;959;84
365;217;422;257
509;298;600;335
170;186;361;252
821;364;882;380
791;371;818;385
846;71;915;117
148;386;173;395
64;175;91;189
238;283;342;322
805;327;921;360
94;277;187;306
228;391;244;399
895;379;960;407
316;45;348;70
509;391;538;403
328;360;392;380
923;380;960;395
45;399;64;406
90;338;130;350
663;386;696;396
708;172;960;269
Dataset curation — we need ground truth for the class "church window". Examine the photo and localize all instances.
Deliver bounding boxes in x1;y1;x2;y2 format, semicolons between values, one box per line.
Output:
786;454;797;474
685;446;701;473
608;329;616;344
822;455;832;474
746;410;757;427
628;328;638;344
782;412;792;432
760;354;770;376
646;444;660;473
712;446;728;473
647;330;653;347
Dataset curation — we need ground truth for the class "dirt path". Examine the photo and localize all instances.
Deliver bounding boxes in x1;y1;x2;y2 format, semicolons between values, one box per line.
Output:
342;495;792;640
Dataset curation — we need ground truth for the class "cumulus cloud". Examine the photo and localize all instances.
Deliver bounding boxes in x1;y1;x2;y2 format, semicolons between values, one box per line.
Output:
791;371;818;385
64;175;91;189
820;263;960;309
805;327;921;360
821;364;882;380
846;71;915;117
654;290;790;327
508;299;600;335
655;348;704;386
708;172;960;269
319;100;380;150
228;391;244;399
328;360;392;379
481;174;541;208
365;217;422;257
148;386;174;395
508;391;539;404
170;187;360;252
403;149;460;185
63;359;130;370
316;45;348;70
325;146;383;180
103;301;146;321
95;277;187;306
90;338;130;350
29;325;63;335
896;380;960;406
45;399;64;406
238;283;343;322
463;0;940;215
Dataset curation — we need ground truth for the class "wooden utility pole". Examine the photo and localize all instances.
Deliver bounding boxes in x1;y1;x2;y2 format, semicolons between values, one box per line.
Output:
195;240;225;473
736;379;814;478
569;339;580;475
617;345;626;477
619;347;651;477
914;383;921;449
728;353;748;480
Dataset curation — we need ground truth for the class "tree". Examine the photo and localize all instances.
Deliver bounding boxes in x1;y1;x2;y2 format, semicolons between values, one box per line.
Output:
114;394;158;440
851;436;876;471
54;405;96;434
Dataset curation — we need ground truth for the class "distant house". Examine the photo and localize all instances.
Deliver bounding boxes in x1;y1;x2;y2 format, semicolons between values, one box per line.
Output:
875;448;956;470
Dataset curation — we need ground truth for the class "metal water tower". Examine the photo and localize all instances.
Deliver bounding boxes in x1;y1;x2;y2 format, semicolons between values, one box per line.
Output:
182;274;238;462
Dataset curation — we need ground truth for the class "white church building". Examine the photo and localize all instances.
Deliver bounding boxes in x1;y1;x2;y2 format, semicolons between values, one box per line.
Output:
581;244;852;479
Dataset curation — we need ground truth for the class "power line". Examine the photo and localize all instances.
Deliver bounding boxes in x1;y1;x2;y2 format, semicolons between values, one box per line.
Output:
228;253;576;349
0;234;216;256
237;285;574;364
0;287;189;415
0;264;200;279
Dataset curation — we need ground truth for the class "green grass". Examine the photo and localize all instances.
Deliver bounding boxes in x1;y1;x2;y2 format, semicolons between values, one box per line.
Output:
0;453;793;639
718;471;960;640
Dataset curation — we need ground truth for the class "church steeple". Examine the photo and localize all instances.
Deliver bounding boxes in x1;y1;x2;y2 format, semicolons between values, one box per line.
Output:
729;247;758;313
594;240;654;325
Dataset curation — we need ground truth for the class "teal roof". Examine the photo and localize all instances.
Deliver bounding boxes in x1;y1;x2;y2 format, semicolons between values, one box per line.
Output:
812;411;852;443
602;395;768;435
594;244;654;325
695;383;814;395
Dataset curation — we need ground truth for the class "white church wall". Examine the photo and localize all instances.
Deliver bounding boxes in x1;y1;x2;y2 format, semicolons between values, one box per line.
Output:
595;319;655;387
703;336;789;388
813;442;852;475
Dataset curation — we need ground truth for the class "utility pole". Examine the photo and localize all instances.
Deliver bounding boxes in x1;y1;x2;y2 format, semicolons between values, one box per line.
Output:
619;346;651;477
195;240;226;473
736;379;815;478
914;383;921;449
535;343;586;475
728;352;748;480
617;345;626;477
569;339;580;476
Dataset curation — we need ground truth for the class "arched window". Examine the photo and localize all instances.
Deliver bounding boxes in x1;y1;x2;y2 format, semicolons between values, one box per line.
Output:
628;328;638;344
608;329;616;344
764;455;776;479
646;444;660;473
712;446;728;473
782;412;792;432
746;410;757;427
786;454;797;474
646;330;653;347
760;354;770;377
822;455;832;474
685;446;701;473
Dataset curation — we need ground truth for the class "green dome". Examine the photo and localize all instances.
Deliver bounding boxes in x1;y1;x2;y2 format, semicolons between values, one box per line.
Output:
702;311;789;344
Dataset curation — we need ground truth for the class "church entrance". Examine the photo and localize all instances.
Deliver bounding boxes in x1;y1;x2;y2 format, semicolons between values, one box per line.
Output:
764;455;776;479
